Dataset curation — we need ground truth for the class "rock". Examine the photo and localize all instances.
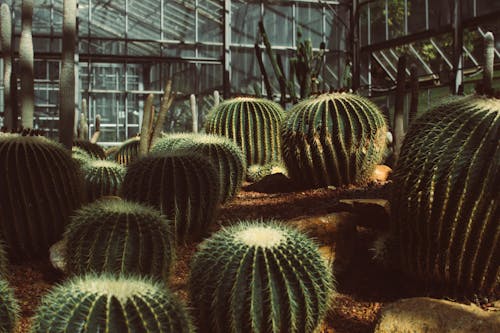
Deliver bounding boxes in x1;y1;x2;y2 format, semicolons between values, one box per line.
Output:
339;198;390;230
371;164;392;182
375;297;500;333
49;238;67;273
287;212;357;273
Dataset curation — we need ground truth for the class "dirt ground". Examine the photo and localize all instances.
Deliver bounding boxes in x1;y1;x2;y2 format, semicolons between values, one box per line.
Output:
9;181;436;333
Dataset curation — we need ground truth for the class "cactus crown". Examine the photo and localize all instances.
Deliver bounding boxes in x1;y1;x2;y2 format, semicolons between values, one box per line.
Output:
234;225;285;247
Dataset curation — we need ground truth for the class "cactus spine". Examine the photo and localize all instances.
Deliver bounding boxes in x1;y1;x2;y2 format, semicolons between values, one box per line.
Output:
281;92;387;188
59;0;76;149
189;221;334;333
0;135;83;260
31;274;194;333
20;0;34;129
1;4;13;131
122;151;220;242
65;199;174;280
205;97;285;166
81;160;125;201
0;279;18;333
152;133;246;203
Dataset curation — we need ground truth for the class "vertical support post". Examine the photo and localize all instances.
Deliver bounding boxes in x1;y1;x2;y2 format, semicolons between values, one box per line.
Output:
223;0;231;98
452;0;463;95
351;0;360;92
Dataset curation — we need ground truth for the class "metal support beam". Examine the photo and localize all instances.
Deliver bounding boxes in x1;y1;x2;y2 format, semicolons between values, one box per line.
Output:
223;0;231;98
452;0;463;94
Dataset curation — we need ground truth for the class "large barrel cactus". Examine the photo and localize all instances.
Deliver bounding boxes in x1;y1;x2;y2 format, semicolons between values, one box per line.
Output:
152;133;246;203
65;199;174;280
0;278;18;333
189;221;334;333
73;139;106;159
81;160;125;201
31;274;194;333
392;95;499;296
0;135;83;260
281;92;387;188
114;136;140;165
122;151;220;242
204;97;285;166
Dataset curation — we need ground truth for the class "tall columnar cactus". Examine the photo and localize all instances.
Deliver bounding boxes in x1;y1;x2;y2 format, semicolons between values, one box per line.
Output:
1;4;13;131
205;97;285;166
59;0;76;149
391;95;499;296
189;221;334;333
391;32;499;297
20;0;34;129
81;160;126;201
65;199;174;280
73;139;106;159
152;133;246;203
0;135;83;260
31;274;194;333
114;136;140;165
393;54;407;165
122;151;220;242
0;279;18;333
281;92;387;188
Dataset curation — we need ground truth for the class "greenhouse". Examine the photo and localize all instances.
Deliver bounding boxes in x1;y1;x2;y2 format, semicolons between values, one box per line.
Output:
0;1;498;332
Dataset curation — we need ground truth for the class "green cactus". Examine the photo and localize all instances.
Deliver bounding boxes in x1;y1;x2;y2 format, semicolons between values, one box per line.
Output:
205;97;285;166
391;95;499;296
1;4;14;131
0;134;83;260
246;162;287;183
64;199;174;280
81;160;125;202
121;151;220;242
189;221;334;333
151;133;246;203
73;139;106;159
71;146;92;167
31;274;194;333
0;241;7;277
114;136;140;165
0;279;18;333
281;92;387;188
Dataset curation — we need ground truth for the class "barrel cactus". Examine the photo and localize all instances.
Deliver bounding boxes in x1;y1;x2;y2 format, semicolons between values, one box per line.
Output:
114;136;140;165
73;139;105;159
281;92;387;188
81;160;125;201
246;161;288;182
189;221;334;333
122;151;220;242
205;97;285;166
31;274;194;333
71;146;92;167
152;133;246;203
0;279;18;333
64;199;174;280
0;241;7;277
391;95;499;296
0;134;83;260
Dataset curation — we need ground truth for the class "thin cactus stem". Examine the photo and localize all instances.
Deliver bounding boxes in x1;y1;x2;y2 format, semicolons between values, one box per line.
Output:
254;43;274;100
213;90;220;107
190;94;198;133
393;54;407;166
1;4;13;131
408;64;419;126
483;31;494;93
150;79;174;144
77;99;88;140
19;0;34;129
139;94;154;157
90;114;100;143
288;58;298;104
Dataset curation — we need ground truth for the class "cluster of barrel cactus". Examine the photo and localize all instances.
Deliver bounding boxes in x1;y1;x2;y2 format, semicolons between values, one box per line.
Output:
81;160;126;201
189;220;334;333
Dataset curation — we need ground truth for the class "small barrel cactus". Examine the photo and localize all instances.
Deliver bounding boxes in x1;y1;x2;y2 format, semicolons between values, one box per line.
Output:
64;199;174;280
31;274;194;333
204;97;285;166
392;95;499;296
114;136;140;165
71;146;92;167
81;160;126;202
281;92;387;188
73;139;106;159
122;151;220;242
0;134;83;260
152;133;246;203
0;279;18;333
246;161;288;182
189;221;334;333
